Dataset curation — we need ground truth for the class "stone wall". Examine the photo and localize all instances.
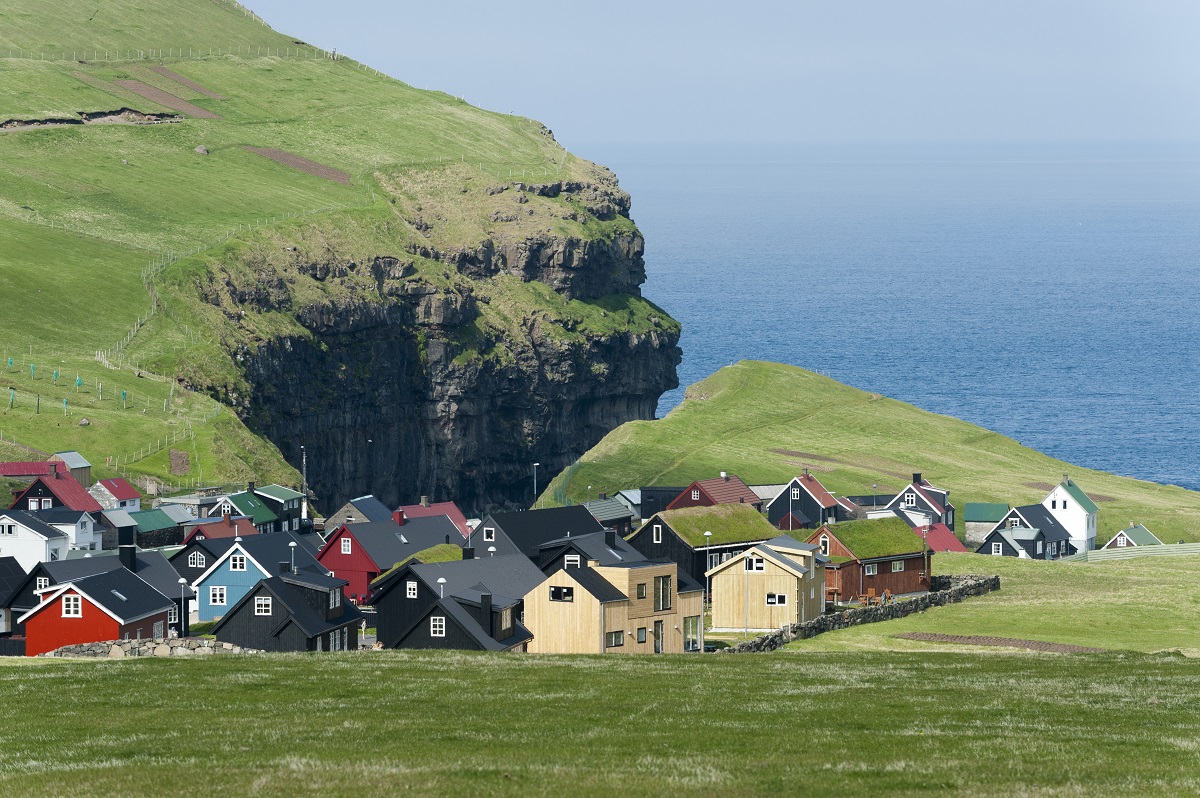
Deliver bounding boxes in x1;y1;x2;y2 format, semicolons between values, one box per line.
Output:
40;637;262;658
720;574;1000;653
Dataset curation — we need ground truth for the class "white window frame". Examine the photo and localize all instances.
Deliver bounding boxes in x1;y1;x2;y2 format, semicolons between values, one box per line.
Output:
341;537;352;555
168;604;178;624
991;541;1003;555
1010;518;1021;528
744;556;764;572
864;563;878;576
229;554;247;572
406;580;418;599
791;487;800;501
483;527;495;542
1116;535;1127;548
904;493;916;508
62;594;82;617
255;596;272;616
891;560;904;572
652;524;662;543
188;551;205;569
28;499;38;511
210;586;227;606
329;589;341;609
691;489;700;501
1036;540;1044;555
41;498;52;509
36;576;50;591
819;535;829;556
430;616;446;637
564;554;581;568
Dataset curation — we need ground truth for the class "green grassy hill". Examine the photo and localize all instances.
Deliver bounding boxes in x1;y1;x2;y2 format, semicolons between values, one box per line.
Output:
547;360;1200;544
0;1;667;501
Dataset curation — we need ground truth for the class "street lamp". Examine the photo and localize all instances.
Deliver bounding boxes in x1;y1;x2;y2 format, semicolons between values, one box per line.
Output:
872;483;877;509
487;546;497;558
177;577;188;638
437;577;446;598
703;530;712;652
533;462;541;509
289;540;297;573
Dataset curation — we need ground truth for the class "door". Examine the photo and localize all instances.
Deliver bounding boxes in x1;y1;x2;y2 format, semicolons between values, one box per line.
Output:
653;620;663;653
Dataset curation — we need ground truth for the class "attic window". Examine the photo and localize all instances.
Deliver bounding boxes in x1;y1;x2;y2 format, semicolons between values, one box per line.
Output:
329;589;341;609
1009;518;1020;528
1116;535;1127;547
341;538;352;555
744;556;764;572
230;554;247;571
549;586;574;602
652;524;662;544
188;551;206;569
904;493;916;508
483;527;495;542
255;596;272;616
819;535;829;556
430;616;446;637
62;594;81;617
691;489;700;501
1051;500;1057;509
791;487;800;501
406;580;418;599
36;577;49;591
564;554;581;568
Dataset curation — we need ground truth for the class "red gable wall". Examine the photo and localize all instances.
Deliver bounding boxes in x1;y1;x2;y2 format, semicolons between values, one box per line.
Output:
316;526;380;603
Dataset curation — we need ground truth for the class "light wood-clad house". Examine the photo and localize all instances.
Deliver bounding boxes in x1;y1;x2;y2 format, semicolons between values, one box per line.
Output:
523;560;704;654
705;535;826;632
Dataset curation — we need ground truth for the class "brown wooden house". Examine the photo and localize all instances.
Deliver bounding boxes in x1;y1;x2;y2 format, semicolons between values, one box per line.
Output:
665;473;763;512
805;517;931;604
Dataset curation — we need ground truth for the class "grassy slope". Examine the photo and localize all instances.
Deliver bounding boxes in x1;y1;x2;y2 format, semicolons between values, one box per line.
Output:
549;361;1200;544
0;1;673;493
1;650;1197;797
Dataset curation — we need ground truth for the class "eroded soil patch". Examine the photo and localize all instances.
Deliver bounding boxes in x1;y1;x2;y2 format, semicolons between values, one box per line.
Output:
895;632;1105;653
113;80;221;119
148;66;225;99
1;108;180;131
243;146;351;184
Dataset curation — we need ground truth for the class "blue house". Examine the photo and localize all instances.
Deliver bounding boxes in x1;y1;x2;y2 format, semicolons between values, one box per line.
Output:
189;532;323;621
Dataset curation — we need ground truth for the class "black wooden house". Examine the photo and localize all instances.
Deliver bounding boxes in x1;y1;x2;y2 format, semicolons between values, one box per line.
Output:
212;570;363;652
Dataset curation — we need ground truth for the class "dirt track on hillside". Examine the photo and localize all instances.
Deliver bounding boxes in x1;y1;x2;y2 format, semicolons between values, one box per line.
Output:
243;146;351;184
896;632;1104;653
149;66;225;99
114;80;221;119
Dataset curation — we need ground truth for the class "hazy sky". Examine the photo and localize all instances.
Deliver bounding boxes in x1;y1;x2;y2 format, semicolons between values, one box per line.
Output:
245;1;1200;150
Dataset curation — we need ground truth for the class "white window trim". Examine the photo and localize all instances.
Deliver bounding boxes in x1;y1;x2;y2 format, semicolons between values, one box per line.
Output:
564;554;581;568
991;541;1003;555
210;586;227;606
168;604;179;623
864;563;878;576
406;580;418;599
691;489;700;501
744;556;764;572
36;576;50;591
430;616;446;637
483;527;495;542
891;560;904;572
255;596;272;616
652;524;662;544
341;537;352;555
229;554;247;572
188;551;205;569
62;594;82;617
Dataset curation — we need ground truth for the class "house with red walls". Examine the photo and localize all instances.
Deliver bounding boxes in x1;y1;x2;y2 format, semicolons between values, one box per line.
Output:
18;568;173;656
318;513;464;603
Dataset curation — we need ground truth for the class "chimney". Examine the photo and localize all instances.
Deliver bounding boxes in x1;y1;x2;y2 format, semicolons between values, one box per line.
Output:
803;468;809;477
1130;521;1135;528
118;526;136;571
248;481;256;493
420;495;430;508
1063;473;1070;485
480;593;493;636
392;509;406;526
279;561;289;574
223;511;232;526
913;473;922;485
599;492;607;500
462;546;475;560
605;528;616;549
48;462;57;475
721;471;728;481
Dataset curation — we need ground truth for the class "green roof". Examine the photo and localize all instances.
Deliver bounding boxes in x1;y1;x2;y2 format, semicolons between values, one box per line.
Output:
824;517;925;560
1063;479;1100;514
128;508;178;533
649;504;777;547
227;491;278;526
370;544;463;586
964;502;1010;523
254;484;304;502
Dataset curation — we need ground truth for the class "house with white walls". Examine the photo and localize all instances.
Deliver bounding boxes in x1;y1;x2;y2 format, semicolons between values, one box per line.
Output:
1042;474;1098;553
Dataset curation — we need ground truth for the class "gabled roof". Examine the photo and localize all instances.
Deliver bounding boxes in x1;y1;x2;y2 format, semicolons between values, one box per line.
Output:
0;556;27;606
97;478;140;501
536;530;646;566
212;573;362;640
582;496;634;524
51;451;90;469
398;500;471;538
888;481;946;515
37;549;194;600
127;508;180;533
643;503;777;548
0;462;54;478
401;554;546;604
705;539;812;579
1006;505;1070;543
344;495;393;523
763;534;819;553
979;528;1026;553
484;506;605;555
1060;478;1100;514
427;595;533;652
616;489;641;505
812;517;925;560
190;531;322;587
964;502;1010;523
796;473;838;509
222;492;279;526
10;470;102;513
674;474;760;507
101;509;137;529
750;484;787;502
1104;524;1161;547
0;510;67;539
30;507;91;526
159;504;194;524
254;484;304;502
19;568;172;625
914;523;968;553
543;563;627;603
183;515;259;543
335;516;463;571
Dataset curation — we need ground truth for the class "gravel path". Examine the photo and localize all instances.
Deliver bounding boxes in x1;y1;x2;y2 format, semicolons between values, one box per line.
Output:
895;632;1105;653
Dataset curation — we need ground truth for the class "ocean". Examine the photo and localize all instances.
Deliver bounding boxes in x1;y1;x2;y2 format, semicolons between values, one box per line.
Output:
581;141;1200;491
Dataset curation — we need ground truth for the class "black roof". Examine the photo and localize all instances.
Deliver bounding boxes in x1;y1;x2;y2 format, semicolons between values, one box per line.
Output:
430;596;533;652
543;563;627;603
0;509;66;539
213;574;363;639
30;507;91;524
485;506;605;556
536;530;646;567
1013;505;1071;542
344;516;463;570
347;495;394;523
40;550;194;600
0;556;27;606
236;531;323;574
54;568;173;622
407;554;547;603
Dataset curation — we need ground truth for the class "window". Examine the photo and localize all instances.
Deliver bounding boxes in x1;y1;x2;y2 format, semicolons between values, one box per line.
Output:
708;552;721;569
891;560;904;572
341;537;352;555
549;586;574;602
28;499;38;511
331;630;341;651
36;577;50;591
500;607;512;631
744;556;764;572
329;589;341;609
188;551;206;569
811;585;815;599
315;635;322;652
1036;540;1044;555
605;630;624;648
41;498;52;509
791;487;800;501
819;535;829;556
637;583;647;600
766;593;787;606
652;524;662;544
564;554;581;568
168;604;178;623
229;554;246;571
483;527;495;542
691;489;700;501
255;596;273;616
904;493;916;508
1051;500;1057;509
637;627;647;643
1050;541;1058;556
0;524;11;535
1116;535;1127;548
683;616;701;651
62;594;81;617
991;542;1003;555
210;586;226;605
1062;500;1068;510
50;549;59;561
430;616;446;637
406;580;418;599
153;621;165;638
654;575;672;612
864;563;878;576
1009;518;1021;528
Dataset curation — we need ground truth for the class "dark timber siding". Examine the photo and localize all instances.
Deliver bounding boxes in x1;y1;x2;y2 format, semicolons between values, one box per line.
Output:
374;568;438;649
397;607;483;650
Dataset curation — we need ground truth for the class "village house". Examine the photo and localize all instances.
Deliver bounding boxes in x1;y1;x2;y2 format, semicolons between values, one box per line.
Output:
1042;475;1099;553
524;559;704;654
980;505;1072;559
211;487;279;534
88;478;142;512
397;497;472;539
324;494;394;529
706;535;826;632
212;570;363;652
665;473;763;512
9;464;103;515
637;486;686;521
882;473;956;530
126;507;186;548
764;471;856;531
806;516;932;604
317;513;464;603
0;509;68;571
534;528;645;572
613;489;642;521
1102;523;1163;550
181;513;260;545
962;502;1010;547
626;503;779;587
48;451;91;488
582;495;635;537
252;484;307;533
188;532;323;622
474;505;606;558
18;567;173;656
0;556;27;634
31;507;103;551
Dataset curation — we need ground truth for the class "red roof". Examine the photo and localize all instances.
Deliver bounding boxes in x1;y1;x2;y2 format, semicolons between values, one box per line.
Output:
693;475;761;506
98;478;140;501
398;501;471;539
0;462;54;478
915;523;967;553
798;473;838;509
10;469;102;512
183;515;259;544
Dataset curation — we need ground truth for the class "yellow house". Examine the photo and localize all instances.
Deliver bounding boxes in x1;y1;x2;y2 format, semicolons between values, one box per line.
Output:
524;560;704;654
705;535;826;632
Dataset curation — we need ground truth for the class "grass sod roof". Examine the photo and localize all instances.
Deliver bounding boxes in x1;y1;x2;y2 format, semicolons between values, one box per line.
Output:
823;517;925;560
647;503;778;547
370;543;463;587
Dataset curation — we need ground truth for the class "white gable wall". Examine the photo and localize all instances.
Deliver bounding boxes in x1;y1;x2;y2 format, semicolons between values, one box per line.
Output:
1042;485;1095;552
0;515;67;571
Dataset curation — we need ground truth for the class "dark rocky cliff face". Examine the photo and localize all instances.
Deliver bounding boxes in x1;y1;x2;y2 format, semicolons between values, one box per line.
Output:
221;177;681;515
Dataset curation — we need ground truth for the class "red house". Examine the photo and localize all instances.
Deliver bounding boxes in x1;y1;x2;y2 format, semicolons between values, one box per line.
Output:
10;465;102;513
666;473;763;512
18;568;173;656
318;513;463;603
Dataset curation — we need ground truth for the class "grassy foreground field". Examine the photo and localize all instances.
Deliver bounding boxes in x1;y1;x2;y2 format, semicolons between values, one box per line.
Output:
548;361;1200;543
0;649;1197;797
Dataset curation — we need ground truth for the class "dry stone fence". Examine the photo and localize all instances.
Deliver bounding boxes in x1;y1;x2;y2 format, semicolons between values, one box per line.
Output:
720;574;1001;653
40;638;262;658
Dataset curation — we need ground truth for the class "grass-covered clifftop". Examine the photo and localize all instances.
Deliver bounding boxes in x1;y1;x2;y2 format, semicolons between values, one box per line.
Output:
0;0;679;506
547;360;1200;544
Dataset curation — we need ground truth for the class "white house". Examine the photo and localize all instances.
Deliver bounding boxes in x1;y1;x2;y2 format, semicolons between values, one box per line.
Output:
1042;474;1098;553
32;508;103;551
0;510;68;572
88;478;142;512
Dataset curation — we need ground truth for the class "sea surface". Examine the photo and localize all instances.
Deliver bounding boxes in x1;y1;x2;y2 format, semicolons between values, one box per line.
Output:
580;141;1200;491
